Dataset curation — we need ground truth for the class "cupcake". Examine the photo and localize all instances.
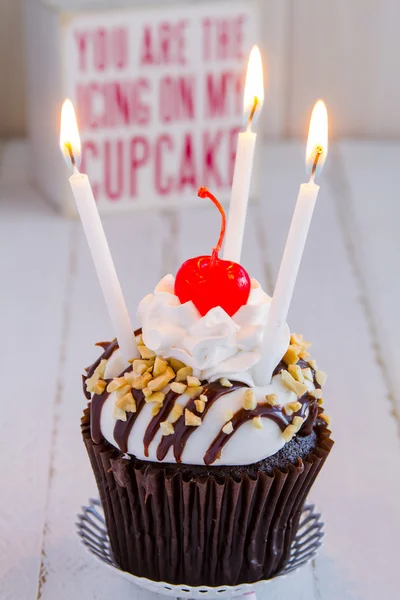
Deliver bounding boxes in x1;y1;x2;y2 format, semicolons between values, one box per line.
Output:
81;189;333;586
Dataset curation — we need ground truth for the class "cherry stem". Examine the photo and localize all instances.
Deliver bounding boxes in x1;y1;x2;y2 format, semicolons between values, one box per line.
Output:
198;187;226;262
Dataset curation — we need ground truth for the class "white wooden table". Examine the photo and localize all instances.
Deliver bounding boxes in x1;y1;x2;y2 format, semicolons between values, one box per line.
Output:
1;139;399;600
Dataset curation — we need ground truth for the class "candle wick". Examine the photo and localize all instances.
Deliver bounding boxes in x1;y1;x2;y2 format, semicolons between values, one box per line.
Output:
247;96;259;131
310;146;323;182
65;142;77;168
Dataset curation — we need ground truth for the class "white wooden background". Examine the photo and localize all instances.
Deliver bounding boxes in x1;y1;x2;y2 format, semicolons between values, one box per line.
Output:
1;138;400;599
2;0;400;137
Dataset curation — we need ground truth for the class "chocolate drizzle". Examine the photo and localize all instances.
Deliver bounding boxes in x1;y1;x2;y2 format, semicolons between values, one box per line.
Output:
156;381;248;463
90;381;112;444
114;388;147;454
143;390;179;457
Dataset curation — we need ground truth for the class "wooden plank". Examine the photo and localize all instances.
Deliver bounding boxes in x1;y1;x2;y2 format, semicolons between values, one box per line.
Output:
0;142;71;598
331;140;400;416
288;0;400;138
258;141;400;599
37;211;168;599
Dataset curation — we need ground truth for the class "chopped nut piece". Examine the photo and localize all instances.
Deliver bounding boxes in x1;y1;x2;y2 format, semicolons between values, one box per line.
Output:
222;421;234;434
148;391;165;405
93;380;107;395
194;399;206;413
134;362;148;375
220;377;233;388
265;393;279;406
187;375;201;387
116;384;132;398
116;393;136;413
283;346;299;366
315;370;327;387
282;424;296;442
160;421;174;436
113;405;127;422
283;405;293;416
107;377;126;393
168;358;186;372
292;416;304;432
185;409;202;427
170;381;187;394
170;403;184;423
320;413;332;426
132;372;153;390
318;398;324;406
281;370;308;398
308;359;318;371
199;394;208;403
243;389;257;410
148;367;175;392
225;409;233;421
143;387;153;399
153;356;168;377
151;404;162;416
185;386;204;399
309;388;323;400
302;367;313;382
138;345;156;359
176;366;193;382
290;333;312;350
124;372;137;385
86;359;108;392
287;401;302;413
252;416;263;429
288;364;305;383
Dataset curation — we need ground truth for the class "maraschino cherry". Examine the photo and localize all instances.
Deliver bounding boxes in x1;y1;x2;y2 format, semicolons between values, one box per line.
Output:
174;187;251;317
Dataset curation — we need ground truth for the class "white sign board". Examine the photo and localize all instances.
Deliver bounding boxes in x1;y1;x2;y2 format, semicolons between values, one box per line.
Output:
63;1;259;212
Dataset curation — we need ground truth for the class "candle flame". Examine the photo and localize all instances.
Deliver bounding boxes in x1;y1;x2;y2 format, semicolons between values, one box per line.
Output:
306;100;328;179
60;99;82;170
243;45;264;130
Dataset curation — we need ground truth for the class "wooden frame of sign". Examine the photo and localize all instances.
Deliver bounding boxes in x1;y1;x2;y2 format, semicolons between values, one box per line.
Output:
25;0;284;216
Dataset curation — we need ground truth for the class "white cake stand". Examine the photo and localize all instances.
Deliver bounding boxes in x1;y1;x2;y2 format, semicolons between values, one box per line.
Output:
77;498;324;599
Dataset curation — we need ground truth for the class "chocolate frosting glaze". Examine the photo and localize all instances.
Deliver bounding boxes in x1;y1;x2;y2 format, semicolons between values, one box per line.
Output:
84;336;322;465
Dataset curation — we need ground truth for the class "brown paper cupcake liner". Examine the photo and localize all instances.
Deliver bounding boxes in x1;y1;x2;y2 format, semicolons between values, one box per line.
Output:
81;408;333;586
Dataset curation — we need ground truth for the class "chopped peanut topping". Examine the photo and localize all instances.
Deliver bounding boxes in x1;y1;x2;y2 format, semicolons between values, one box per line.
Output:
288;364;305;383
282;424;296;442
309;388;323;400
148;367;175;392
243;389;257;410
315;370;327;387
93;380;107;395
138;345;156;359
185;409;202;427
160;421;174;436
308;359;318;371
265;393;279;406
281;370;308;398
290;333;312;350
168;358;186;373
113;404;127;422
107;377;126;393
143;387;153;399
151;404;162;416
86;359;108;392
283;405;293;416
116;392;136;413
302;367;313;382
287;401;302;413
318;398;324;406
252;416;263;429
153;356;168;377
176;366;193;382
187;375;201;387
194;399;206;413
132;372;153;390
222;421;234;434
134;362;148;376
225;409;233;421
170;381;187;394
170;404;184;423
116;384;132;397
283;346;299;366
185;386;204;399
199;394;208;403
220;377;233;388
292;416;304;432
320;413;332;426
148;391;165;405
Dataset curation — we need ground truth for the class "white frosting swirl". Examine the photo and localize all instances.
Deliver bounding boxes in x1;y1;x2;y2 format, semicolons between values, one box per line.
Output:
137;275;289;386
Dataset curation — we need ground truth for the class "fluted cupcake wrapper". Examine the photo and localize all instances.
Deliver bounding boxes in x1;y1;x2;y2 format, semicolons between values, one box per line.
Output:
81;408;333;587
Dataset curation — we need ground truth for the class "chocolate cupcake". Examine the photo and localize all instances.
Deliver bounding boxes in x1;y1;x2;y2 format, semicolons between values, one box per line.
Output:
81;275;333;586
